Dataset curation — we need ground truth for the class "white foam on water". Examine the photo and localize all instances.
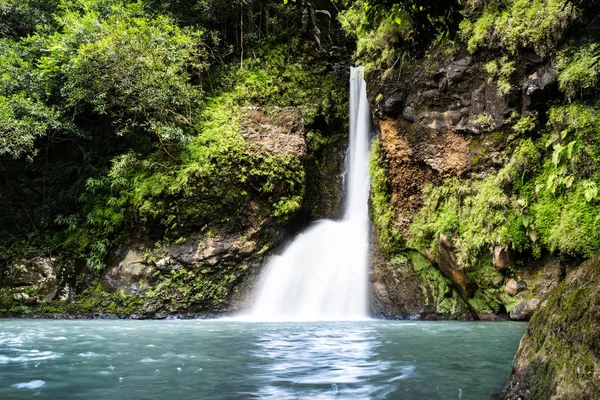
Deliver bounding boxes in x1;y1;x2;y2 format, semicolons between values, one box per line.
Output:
0;351;61;364
11;380;46;389
78;352;102;357
140;358;161;363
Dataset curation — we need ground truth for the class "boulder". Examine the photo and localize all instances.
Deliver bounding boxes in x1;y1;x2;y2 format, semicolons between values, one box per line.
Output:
505;278;519;296
509;298;540;321
103;250;156;295
502;255;600;399
3;257;59;304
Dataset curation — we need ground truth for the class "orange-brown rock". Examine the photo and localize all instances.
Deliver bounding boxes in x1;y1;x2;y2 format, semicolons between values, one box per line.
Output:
493;245;515;272
241;106;306;157
378;117;470;239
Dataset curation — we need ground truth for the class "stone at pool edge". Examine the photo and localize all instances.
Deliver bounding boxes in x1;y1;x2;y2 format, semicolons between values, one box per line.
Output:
1;257;60;305
509;298;540;321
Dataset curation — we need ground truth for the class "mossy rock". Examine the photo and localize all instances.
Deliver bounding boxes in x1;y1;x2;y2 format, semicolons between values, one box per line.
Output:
502;254;600;399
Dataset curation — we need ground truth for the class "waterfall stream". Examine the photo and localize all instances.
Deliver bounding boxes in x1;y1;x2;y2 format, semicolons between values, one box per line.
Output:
248;67;372;321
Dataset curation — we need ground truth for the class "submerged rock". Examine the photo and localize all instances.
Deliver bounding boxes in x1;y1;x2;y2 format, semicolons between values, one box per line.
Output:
502;255;600;399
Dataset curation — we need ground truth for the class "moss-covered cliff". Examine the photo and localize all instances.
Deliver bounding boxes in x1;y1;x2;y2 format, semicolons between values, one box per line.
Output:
340;0;600;320
502;255;600;399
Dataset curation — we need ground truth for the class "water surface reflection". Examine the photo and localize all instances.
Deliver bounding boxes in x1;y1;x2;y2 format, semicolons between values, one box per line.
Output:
0;320;525;399
250;324;406;399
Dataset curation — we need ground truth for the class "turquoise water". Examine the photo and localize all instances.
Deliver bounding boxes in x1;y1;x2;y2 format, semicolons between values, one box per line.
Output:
0;319;524;399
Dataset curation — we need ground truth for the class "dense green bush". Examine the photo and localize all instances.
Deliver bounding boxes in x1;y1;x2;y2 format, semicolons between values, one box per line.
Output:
459;0;578;56
339;0;461;72
0;0;348;269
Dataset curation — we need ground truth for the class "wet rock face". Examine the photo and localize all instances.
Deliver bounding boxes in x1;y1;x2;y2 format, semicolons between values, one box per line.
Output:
101;220;280;315
502;255;600;399
437;234;477;299
378;118;469;238
241;107;306;157
102;250;156;295
509;298;540;321
367;49;560;319
2;257;59;304
369;50;558;241
372;52;541;137
369;232;433;319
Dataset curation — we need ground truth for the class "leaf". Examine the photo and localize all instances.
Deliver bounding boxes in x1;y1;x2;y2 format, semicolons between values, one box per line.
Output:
552;143;566;166
528;228;538;243
545;136;556;148
567;140;576;159
394;16;402;25
565;175;575;188
546;174;556;193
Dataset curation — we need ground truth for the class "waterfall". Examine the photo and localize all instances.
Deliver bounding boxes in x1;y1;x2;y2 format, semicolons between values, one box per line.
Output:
248;67;372;321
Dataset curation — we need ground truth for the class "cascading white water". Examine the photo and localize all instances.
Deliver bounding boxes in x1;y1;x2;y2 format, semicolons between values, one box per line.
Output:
248;67;372;321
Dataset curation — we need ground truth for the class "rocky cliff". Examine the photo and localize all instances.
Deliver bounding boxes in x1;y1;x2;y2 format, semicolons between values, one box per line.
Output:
502;255;600;399
367;46;566;320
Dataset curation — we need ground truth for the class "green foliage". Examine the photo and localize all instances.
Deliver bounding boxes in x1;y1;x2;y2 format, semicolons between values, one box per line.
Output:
339;0;461;72
483;56;515;95
408;250;466;314
533;185;600;257
223;47;348;124
0;0;347;270
340;2;412;72
0;0;60;38
0;283;143;316
512;113;538;135
369;139;402;256
460;0;579;56
496;138;541;188
529;104;600;256
408;102;600;268
0;92;60;159
409;176;524;269
35;2;206;149
142;265;241;313
556;44;600;99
